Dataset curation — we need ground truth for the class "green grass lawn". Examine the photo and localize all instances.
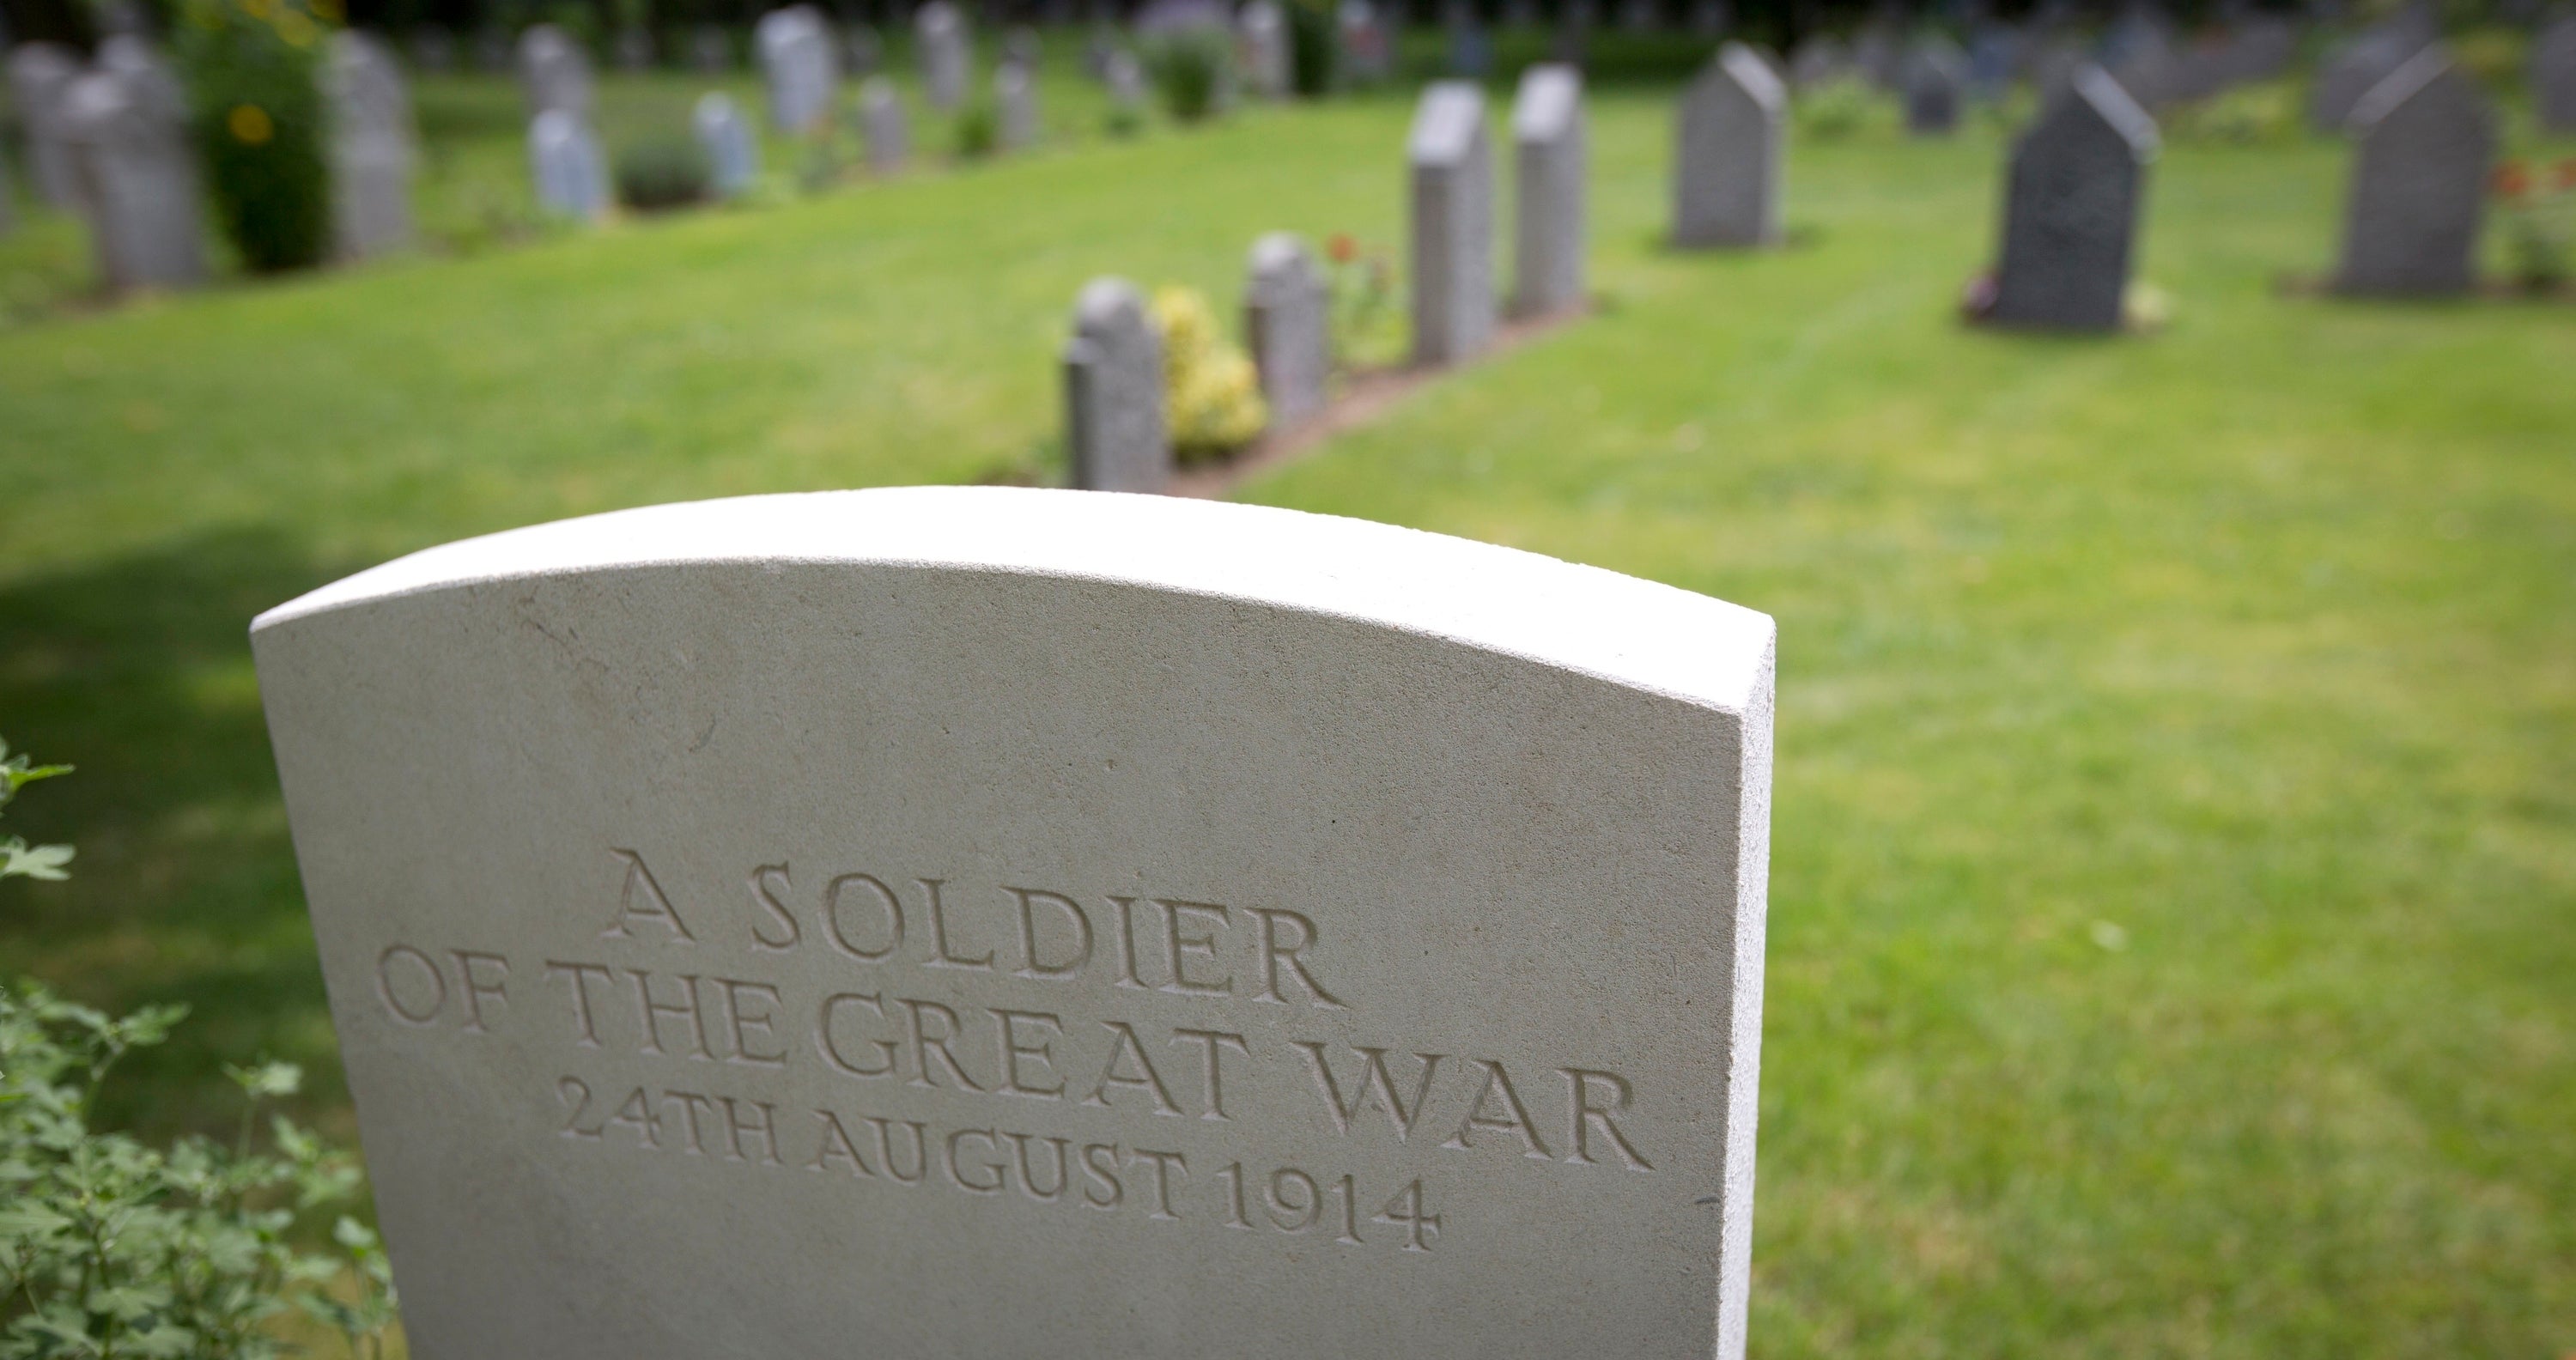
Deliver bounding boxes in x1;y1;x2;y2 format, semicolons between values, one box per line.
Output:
3;58;2573;1358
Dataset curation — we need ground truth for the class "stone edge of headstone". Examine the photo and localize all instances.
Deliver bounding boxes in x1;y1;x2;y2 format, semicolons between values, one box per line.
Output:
2344;40;2457;135
251;487;1776;716
1409;79;1488;163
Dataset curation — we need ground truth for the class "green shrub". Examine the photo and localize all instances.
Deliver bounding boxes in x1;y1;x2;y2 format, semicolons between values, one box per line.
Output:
612;135;714;211
1103;100;1145;139
175;0;333;273
2167;82;2294;144
1286;0;1337;96
952;99;999;160
1145;28;1230;124
1;743;396;1360
1796;76;1874;140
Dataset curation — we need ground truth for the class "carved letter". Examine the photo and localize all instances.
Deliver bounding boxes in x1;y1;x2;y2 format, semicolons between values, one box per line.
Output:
1009;887;1094;979
993;1008;1068;1099
1563;1067;1653;1171
605;849;696;943
946;1127;1006;1193
606;1087;663;1149
1170;1029;1250;1120
1293;1043;1443;1140
806;1110;876;1177
717;979;789;1067
1249;907;1343;1008
375;944;446;1025
1006;1132;1072;1202
864;1115;929;1183
823;873;903;961
1084;1021;1181;1114
665;1090;721;1156
748;864;800;951
720;1096;784;1165
1080;1143;1124;1208
817;993;898;1078
1442;1059;1552;1159
451;950;510;1033
900;997;986;1091
922;877;994;971
1106;896;1151;990
1157;900;1234;996
629;970;712;1059
542;960;617;1047
1129;1148;1187;1222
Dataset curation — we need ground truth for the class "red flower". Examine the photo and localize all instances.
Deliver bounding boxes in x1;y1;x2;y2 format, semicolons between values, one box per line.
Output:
1327;233;1358;264
2492;159;2530;200
2557;159;2576;192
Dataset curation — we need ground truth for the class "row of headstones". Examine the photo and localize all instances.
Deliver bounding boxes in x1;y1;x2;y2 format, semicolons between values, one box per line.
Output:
2;31;416;290
2318;9;2576;134
1063;65;1585;494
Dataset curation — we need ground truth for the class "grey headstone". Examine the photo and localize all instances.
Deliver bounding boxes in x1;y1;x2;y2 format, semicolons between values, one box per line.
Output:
1245;232;1330;427
1674;42;1784;249
758;6;841;134
2535;14;2576;133
695;92;761;196
517;24;595;118
1063;278;1170;493
2332;46;2494;297
917;0;972;109
1340;0;1390;82
996;61;1038;147
1104;46;1146;106
325;31;418;259
689;25;734;72
2030;35;2086;106
1787;33;1846;88
7;43;85;209
1987;64;2157;331
1242;0;1290;94
860;76;909;169
2103;10;2178;106
61;65;205;290
1512;64;1584;319
528;108;609;221
1409;81;1494;367
1903;36;1965;133
2310;24;2421;132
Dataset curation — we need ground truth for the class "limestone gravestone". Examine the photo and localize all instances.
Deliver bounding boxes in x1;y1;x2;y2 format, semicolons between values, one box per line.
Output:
1674;42;1785;249
1409;82;1494;367
250;484;1777;1360
1065;280;1169;493
325;32;416;259
1987;64;2157;331
2332;46;2493;297
1245;233;1330;428
1242;0;1290;95
2310;22;2421;132
860;77;909;170
518;24;594;118
1512;64;1585;319
529;108;609;221
695;92;761;196
997;62;1038;149
918;0;971;109
1903;36;1965;133
62;64;205;291
2536;14;2576;133
9;42;84;207
757;6;841;134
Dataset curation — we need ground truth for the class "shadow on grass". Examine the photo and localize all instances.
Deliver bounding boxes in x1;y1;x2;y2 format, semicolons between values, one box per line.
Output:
1;527;368;1139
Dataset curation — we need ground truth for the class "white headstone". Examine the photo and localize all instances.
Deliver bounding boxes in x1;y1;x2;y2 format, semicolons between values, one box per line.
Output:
917;0;972;109
326;31;417;259
1064;278;1170;492
6;42;84;208
61;64;205;291
1511;63;1584;319
997;61;1039;148
757;5;841;134
1674;42;1784;249
1409;81;1494;367
1245;232;1330;427
528;108;609;221
248;485;1777;1360
695;92;761;196
860;76;910;169
1240;0;1290;95
518;23;595;118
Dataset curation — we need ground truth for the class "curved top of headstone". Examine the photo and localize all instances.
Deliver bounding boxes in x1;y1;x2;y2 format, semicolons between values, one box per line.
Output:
256;489;1776;715
2348;42;2486;137
1248;230;1318;286
1072;276;1152;337
1703;39;1786;109
1511;62;1581;138
2063;61;2160;156
694;89;740;125
915;0;962;35
1409;81;1487;165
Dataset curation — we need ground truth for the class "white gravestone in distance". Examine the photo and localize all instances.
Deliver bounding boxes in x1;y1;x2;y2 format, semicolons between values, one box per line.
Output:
917;0;971;109
528;108;609;221
7;42;84;208
1674;41;1785;249
996;61;1038;148
1240;0;1290;96
756;5;841;134
251;486;1777;1360
1409;81;1494;367
1244;231;1331;428
325;31;417;259
1064;277;1170;493
62;65;205;291
860;76;910;169
1511;63;1585;319
517;23;595;117
694;92;761;197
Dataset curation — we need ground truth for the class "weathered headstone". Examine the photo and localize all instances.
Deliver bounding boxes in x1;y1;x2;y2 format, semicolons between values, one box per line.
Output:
1787;33;1846;88
688;25;733;72
1986;64;2158;331
528;108;609;221
917;0;971;109
695;92;761;196
1242;0;1291;94
2535;13;2576;133
1674;42;1784;249
518;23;595;118
996;61;1039;148
1063;278;1170;493
2332;46;2494;297
249;483;1778;1360
1409;81;1493;367
325;31;417;259
1245;232;1330;428
1512;63;1584;319
860;76;910;169
2309;22;2420;131
1902;36;1965;133
757;6;841;134
7;43;85;208
61;64;205;290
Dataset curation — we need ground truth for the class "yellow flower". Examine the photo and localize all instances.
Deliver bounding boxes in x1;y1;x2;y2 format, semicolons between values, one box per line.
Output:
1151;285;1268;456
228;103;274;145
